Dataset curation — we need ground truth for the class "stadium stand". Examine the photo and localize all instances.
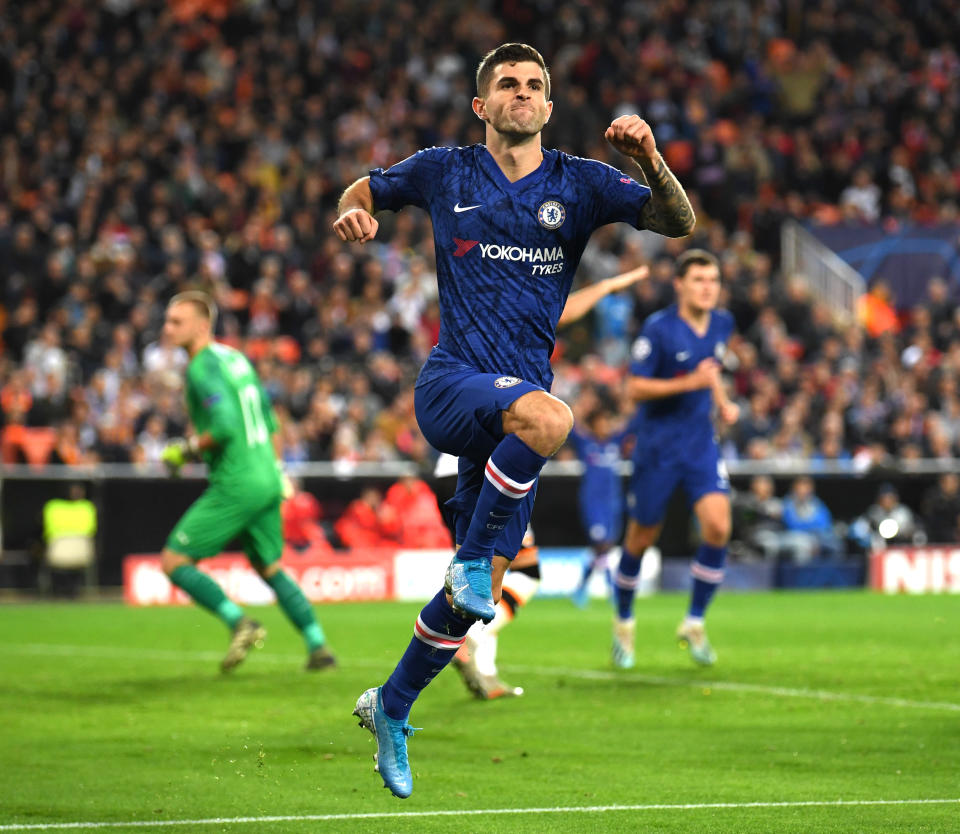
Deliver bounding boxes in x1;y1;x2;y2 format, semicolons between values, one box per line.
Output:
2;0;960;540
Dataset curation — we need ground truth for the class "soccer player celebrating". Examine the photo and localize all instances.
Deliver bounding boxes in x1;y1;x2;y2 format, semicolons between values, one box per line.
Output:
614;250;739;670
159;292;336;673
334;43;693;798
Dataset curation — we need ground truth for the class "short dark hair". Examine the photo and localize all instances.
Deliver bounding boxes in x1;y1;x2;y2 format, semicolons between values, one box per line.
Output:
169;290;218;329
586;406;615;428
476;43;551;100
676;249;719;278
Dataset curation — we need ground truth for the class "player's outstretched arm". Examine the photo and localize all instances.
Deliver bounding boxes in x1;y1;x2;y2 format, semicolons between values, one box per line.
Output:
627;358;719;402
558;266;649;327
333;177;379;244
604;116;695;238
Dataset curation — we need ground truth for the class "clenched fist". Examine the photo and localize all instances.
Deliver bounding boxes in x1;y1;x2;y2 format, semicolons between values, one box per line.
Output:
604;115;658;161
717;400;740;426
688;358;721;391
333;208;379;244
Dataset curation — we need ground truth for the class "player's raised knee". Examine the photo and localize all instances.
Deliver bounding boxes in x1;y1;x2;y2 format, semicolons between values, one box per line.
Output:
540;397;574;448
161;548;190;576
521;397;573;456
505;391;573;455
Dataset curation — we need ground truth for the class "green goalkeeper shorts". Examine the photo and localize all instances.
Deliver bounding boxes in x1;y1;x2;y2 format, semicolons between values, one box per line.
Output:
165;486;283;566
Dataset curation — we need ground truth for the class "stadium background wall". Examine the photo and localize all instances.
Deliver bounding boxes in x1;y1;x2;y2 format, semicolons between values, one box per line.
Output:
0;470;942;589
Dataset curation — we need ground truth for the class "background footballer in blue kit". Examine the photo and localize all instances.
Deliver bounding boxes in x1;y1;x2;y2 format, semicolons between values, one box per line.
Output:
569;416;629;544
568;406;631;605
627;302;735;524
612;249;740;672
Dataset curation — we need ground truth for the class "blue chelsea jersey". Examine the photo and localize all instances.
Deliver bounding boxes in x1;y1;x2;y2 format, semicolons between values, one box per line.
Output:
629;304;735;460
568;427;626;504
369;145;651;390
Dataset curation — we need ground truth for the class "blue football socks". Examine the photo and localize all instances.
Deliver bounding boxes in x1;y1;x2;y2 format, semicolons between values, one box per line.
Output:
380;590;473;721
456;434;546;561
613;547;643;620
689;544;726;618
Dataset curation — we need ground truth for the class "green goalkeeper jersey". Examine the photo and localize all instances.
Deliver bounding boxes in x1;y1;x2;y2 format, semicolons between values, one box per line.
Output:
184;343;281;495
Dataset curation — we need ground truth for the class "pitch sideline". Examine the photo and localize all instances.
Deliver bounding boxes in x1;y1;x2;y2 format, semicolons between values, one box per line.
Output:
0;798;958;831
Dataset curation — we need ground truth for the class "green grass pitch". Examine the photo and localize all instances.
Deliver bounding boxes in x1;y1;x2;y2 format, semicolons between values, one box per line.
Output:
1;591;958;833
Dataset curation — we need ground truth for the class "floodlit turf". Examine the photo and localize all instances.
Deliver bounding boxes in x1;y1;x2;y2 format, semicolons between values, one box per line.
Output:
1;591;958;833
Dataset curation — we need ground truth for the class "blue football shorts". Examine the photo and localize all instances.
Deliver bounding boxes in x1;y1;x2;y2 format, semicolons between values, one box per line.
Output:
415;369;543;560
580;494;624;545
626;442;730;527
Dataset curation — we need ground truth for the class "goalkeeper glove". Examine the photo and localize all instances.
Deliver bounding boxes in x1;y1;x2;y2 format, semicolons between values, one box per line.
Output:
277;462;295;499
161;437;200;475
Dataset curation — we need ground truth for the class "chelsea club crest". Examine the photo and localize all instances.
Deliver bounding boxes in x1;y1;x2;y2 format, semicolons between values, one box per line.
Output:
537;200;566;229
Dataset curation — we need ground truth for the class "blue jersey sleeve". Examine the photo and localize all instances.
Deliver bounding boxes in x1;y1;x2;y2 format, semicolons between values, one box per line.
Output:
628;317;663;378
568;426;588;459
719;310;735;345
369;147;451;212
582;160;651;228
714;310;735;365
714;310;737;344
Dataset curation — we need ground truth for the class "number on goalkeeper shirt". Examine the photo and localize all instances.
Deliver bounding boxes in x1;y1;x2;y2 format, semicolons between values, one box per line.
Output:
239;384;269;447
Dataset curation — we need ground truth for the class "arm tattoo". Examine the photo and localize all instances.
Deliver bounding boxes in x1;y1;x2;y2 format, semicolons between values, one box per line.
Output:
634;155;696;237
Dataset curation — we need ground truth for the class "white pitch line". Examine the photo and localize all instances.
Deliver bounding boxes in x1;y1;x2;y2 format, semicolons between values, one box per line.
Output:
2;643;959;713
0;798;957;831
508;663;960;713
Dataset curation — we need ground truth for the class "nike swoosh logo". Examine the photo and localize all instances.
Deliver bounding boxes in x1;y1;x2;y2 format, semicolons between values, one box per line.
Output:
454;202;482;213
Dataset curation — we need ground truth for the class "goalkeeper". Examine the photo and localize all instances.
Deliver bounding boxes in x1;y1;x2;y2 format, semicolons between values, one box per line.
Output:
159;291;335;673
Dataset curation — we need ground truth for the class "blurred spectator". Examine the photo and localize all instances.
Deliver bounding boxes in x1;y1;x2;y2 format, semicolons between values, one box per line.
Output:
921;473;960;544
23;324;68;394
840;168;882;222
730;475;784;562
926;278;954;348
1;370;33;421
0;0;959;480
142;331;188;388
334;488;399;549
855;483;924;548
135;414;168;465
810;435;852;467
859;281;901;339
780;477;842;563
282;482;334;554
381;476;453;549
736;393;776;449
48;423;85;466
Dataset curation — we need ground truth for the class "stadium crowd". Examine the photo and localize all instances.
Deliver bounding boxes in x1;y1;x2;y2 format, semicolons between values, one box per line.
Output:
2;0;960;496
